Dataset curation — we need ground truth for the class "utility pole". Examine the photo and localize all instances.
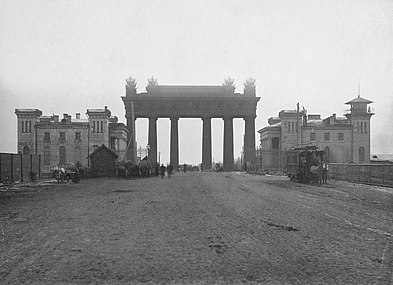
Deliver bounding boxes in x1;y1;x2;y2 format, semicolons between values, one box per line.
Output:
296;102;300;147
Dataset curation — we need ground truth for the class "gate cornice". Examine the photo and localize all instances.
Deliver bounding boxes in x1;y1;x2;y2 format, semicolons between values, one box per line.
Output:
122;95;260;118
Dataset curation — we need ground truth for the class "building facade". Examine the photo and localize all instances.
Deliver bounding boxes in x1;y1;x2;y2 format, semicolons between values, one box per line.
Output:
15;107;128;173
258;95;374;164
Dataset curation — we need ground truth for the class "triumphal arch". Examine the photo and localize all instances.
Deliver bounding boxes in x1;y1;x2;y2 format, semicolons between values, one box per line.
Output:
121;77;260;171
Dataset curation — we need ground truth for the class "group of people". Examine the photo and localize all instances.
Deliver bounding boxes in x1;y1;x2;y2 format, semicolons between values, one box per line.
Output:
159;164;173;179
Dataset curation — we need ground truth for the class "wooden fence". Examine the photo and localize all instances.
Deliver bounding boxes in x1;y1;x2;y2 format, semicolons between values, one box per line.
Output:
328;163;393;187
0;153;41;183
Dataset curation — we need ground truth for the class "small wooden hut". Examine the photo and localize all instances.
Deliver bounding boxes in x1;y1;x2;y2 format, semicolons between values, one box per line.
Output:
89;145;118;177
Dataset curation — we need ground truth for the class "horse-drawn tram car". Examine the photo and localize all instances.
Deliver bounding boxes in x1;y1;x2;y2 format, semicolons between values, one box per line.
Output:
286;146;326;184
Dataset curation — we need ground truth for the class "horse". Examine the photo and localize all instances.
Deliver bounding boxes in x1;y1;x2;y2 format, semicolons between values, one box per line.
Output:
138;156;153;177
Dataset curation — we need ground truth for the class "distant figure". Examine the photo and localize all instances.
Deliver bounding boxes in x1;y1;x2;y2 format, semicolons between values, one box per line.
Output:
155;163;160;177
322;162;328;184
160;164;166;179
167;164;173;178
183;163;187;173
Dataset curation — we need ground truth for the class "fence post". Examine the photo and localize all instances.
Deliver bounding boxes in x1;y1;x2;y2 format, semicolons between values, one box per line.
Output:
383;165;385;185
39;155;41;179
10;154;14;182
358;164;360;182
20;154;23;182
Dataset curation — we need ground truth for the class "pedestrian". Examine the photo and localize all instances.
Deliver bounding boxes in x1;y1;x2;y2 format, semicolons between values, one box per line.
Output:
167;164;173;178
160;164;166;179
322;162;328;184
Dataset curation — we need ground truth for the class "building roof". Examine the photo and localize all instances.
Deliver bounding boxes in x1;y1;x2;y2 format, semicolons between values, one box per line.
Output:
89;144;118;158
371;154;393;162
345;96;373;105
306;119;324;127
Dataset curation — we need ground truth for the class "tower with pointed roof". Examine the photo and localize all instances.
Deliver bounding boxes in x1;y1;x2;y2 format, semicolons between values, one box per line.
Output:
344;95;374;163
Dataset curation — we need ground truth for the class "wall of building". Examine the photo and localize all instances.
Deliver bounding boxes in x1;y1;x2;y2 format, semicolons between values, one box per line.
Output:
36;125;89;172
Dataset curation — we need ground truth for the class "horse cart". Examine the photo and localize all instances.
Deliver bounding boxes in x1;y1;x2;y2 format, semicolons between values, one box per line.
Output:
287;146;326;184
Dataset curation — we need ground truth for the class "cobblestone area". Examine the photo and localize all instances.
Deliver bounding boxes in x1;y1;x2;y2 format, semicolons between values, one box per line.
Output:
0;173;392;284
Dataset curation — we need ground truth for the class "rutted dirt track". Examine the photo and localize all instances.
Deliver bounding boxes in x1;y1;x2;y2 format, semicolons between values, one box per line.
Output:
1;172;392;284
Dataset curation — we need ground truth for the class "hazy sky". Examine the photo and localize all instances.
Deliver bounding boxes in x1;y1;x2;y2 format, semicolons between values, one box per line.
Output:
1;0;393;165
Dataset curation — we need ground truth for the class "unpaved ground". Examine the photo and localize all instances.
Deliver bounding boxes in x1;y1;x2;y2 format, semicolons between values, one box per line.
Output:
0;172;392;284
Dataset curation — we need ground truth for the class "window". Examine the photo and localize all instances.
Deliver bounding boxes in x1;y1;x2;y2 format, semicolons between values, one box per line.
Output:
21;121;31;133
44;132;50;142
324;133;330;141
324;146;330;163
43;146;50;165
59;132;66;143
359;147;365;163
75;132;81;141
338;133;344;141
357;122;360;133
310;133;316;141
360;122;363;133
59;146;66;165
291;122;295;133
287;122;290;133
23;146;30;155
364;122;367;133
93;121;103;133
272;137;280;149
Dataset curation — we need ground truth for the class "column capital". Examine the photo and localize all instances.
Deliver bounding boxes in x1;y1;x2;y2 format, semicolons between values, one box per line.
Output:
149;116;158;121
244;115;257;121
170;117;179;122
222;116;233;121
201;117;211;122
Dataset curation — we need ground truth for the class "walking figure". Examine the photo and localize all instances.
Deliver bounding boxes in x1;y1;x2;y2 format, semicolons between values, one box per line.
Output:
160;164;166;179
322;162;328;184
167;164;173;178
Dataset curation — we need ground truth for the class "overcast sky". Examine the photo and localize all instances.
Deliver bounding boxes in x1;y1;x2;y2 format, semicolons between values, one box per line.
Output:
1;0;392;165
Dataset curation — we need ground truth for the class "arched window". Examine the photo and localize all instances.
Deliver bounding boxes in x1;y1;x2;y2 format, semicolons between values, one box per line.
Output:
23;146;30;155
324;146;330;163
359;147;365;163
43;146;50;165
59;146;66;165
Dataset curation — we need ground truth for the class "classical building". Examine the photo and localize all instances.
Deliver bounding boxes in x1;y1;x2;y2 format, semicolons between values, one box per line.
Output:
15;107;128;172
258;95;374;164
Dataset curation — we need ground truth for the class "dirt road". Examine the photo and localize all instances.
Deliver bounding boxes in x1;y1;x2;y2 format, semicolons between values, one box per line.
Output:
1;172;392;284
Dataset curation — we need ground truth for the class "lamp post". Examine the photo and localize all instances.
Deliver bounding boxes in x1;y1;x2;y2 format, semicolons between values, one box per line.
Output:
146;144;150;158
158;151;161;165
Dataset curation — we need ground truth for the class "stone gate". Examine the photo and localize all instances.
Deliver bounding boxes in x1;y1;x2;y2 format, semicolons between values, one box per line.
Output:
122;78;260;171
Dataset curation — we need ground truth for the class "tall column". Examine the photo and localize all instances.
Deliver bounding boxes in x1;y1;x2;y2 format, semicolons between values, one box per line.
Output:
126;114;137;163
148;117;157;164
243;116;256;164
202;117;212;171
223;117;234;171
170;117;179;168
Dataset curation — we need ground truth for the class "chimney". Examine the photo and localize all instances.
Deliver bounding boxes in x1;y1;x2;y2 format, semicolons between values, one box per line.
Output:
76;113;81;119
53;115;59;122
